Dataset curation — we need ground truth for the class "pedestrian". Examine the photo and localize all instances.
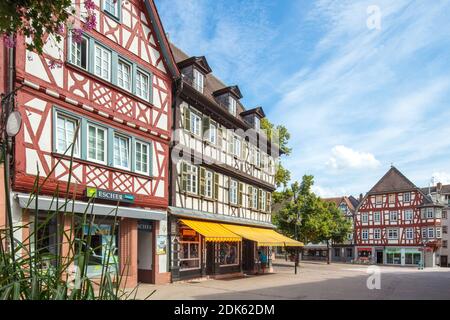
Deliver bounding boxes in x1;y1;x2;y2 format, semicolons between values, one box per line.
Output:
258;250;268;274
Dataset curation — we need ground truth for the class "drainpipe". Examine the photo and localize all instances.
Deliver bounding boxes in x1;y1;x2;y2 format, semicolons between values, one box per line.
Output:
3;34;16;267
167;75;183;280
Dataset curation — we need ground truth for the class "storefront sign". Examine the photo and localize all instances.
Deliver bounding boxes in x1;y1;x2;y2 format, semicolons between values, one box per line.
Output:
181;229;196;237
86;187;135;203
385;248;401;253
138;220;153;232
157;235;167;255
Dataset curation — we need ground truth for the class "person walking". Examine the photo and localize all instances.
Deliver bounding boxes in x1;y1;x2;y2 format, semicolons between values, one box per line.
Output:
258;250;268;274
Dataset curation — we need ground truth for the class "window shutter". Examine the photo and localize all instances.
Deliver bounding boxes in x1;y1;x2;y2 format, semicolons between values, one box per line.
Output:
266;192;271;213
200;167;206;196
181;162;188;192
238;182;244;206
228;132;234;154
202;116;210;141
248;186;253;208
258;189;263;210
184;107;191;131
217;127;223;149
213;173;219;200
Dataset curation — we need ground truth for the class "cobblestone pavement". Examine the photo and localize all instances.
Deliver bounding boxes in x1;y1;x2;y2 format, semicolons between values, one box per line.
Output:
130;259;450;300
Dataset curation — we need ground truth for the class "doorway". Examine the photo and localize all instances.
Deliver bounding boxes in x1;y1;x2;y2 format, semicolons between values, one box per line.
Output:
441;255;448;267
376;251;383;264
138;221;153;283
242;240;255;274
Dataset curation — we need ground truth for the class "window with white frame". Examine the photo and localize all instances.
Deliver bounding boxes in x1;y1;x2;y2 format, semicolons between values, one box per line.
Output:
185;164;198;194
228;96;237;116
104;0;119;17
428;227;435;239
362;229;369;240
436;227;442;239
261;191;267;212
403;192;411;202
426;208;434;219
69;33;88;69
255;149;261;167
209;122;217;144
389;194;395;204
136;70;150;100
374;212;381;223
251;187;258;210
229;179;238;205
388;228;398;240
405;209;413;221
362;213;368;223
87;123;107;164
135;141;150;175
94;44;111;81
406;228;414;240
193;69;204;93
254;116;260;132
375;195;382;205
117;60;131;91
189;111;201;136
233;136;241;158
56;112;80;156
113;134;130;169
422;227;427;239
374;229;381;240
390;211;398;222
205;170;213;198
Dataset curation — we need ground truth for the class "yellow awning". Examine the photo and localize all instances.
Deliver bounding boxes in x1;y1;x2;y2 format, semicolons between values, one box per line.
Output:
221;224;304;247
180;219;242;242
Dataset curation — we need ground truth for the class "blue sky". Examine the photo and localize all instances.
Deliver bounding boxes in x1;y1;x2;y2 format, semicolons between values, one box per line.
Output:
155;0;450;197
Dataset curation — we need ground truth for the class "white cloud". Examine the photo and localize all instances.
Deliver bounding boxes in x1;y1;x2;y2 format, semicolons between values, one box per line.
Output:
327;145;380;170
312;185;349;198
432;172;450;185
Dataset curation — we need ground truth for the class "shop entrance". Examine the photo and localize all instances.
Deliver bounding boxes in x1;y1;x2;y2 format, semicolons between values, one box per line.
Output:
242;240;255;274
440;255;448;267
376;251;383;264
138;220;153;283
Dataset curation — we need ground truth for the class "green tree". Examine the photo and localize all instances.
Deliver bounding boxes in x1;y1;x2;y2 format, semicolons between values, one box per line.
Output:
274;175;352;264
261;118;292;189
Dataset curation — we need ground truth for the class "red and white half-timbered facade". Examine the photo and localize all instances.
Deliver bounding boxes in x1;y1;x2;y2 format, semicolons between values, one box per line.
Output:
2;0;179;286
355;167;443;267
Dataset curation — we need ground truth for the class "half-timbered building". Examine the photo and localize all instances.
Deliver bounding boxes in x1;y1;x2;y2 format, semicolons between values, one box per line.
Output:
168;44;301;281
323;196;359;262
1;0;179;286
355;167;443;267
423;183;450;267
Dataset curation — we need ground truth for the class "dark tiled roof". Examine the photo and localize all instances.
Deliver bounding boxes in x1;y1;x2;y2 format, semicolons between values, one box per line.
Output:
421;184;450;195
322;196;357;213
170;43;248;118
368;166;419;194
348;195;360;208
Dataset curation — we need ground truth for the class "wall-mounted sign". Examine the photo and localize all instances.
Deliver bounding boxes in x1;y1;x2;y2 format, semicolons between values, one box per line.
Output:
86;187;135;203
138;220;153;232
181;229;197;237
156;235;167;255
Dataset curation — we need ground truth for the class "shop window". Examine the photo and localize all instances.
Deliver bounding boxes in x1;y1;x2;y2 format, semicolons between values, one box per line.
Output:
179;228;200;271
346;248;353;258
405;253;421;265
334;248;340;257
219;242;239;266
75;217;119;278
386;252;401;265
35;211;58;269
358;250;372;259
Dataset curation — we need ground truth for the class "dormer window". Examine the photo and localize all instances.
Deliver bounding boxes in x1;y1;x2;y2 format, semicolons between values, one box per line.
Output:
229;96;237;116
193;69;204;93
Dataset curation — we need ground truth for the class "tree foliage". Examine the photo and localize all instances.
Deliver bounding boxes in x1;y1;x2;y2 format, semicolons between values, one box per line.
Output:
273;175;352;263
0;0;74;54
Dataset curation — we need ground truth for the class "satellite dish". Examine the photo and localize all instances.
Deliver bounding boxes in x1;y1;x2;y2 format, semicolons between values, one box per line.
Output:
6;111;22;137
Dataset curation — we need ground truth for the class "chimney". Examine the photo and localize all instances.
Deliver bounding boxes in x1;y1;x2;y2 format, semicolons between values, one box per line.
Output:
359;193;363;202
437;182;443;192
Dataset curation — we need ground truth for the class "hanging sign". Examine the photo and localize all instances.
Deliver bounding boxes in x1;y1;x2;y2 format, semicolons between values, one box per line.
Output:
86;187;135;203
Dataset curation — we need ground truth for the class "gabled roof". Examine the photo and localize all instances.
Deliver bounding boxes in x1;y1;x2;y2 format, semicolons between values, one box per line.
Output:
177;56;212;74
322;196;357;213
213;85;243;99
367;166;418;194
144;0;180;79
240;106;266;118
